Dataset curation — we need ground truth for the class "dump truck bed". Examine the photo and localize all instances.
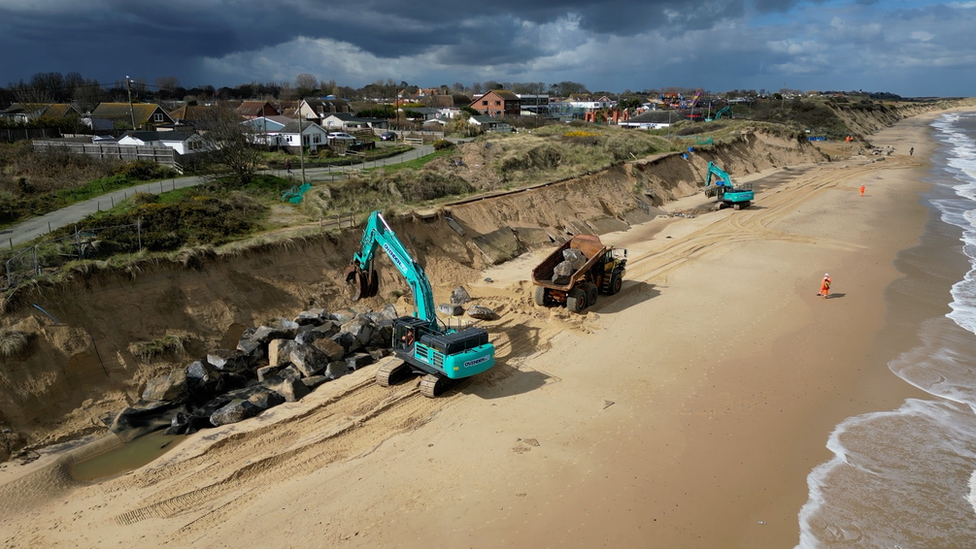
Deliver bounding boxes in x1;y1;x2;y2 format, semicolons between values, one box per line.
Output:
531;234;607;292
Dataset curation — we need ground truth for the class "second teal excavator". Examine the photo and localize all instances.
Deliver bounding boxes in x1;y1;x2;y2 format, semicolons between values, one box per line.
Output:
344;211;495;397
703;161;753;210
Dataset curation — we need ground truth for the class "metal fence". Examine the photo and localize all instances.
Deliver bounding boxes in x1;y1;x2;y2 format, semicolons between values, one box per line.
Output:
3;222;143;289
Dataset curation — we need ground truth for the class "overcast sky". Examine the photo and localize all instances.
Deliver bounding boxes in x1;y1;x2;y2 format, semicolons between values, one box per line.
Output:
0;0;972;97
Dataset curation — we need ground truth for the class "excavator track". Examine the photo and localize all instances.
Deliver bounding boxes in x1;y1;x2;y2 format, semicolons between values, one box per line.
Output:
419;374;450;398
375;357;412;387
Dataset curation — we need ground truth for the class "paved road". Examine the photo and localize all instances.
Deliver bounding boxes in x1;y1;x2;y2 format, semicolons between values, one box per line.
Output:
2;144;436;249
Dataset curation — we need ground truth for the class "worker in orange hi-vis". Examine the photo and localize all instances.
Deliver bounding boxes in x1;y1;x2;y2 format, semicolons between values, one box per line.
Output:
818;273;832;299
860;185;865;197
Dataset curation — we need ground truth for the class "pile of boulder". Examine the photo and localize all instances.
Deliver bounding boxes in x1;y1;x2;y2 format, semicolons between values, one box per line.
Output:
102;288;499;442
103;304;401;442
552;247;588;285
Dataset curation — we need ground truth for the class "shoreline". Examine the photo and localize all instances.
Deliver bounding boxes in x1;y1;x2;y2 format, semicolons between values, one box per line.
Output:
0;110;970;548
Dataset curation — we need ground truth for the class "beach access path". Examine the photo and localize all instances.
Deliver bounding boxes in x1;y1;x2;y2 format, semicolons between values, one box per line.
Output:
0;143;435;248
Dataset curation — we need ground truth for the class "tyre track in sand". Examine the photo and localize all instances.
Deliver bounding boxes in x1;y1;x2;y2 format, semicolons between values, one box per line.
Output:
624;160;898;285
112;374;445;533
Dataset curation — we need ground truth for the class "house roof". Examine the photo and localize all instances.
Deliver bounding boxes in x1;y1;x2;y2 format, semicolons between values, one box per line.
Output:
626;111;674;123
91;103;173;125
237;101;278;117
280;120;327;133
119;130;195;142
488;90;520;101
1;103;80;117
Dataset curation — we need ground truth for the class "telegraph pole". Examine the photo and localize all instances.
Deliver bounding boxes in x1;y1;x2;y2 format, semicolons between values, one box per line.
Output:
125;76;136;130
298;97;306;183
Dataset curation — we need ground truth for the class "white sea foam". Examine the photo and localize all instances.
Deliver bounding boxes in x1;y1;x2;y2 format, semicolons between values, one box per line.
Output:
798;112;976;547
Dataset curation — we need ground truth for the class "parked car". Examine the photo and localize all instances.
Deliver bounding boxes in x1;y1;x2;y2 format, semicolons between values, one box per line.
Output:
380;131;397;141
327;132;356;140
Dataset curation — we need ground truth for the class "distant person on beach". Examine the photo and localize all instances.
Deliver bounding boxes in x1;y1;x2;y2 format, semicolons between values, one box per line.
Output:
910;147;914;156
819;273;831;299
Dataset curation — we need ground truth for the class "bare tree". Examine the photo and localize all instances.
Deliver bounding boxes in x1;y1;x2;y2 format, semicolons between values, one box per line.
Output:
201;107;261;186
295;73;318;98
155;76;180;93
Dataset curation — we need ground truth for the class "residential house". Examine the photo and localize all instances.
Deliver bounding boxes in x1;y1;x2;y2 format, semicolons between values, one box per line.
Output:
278;120;329;153
0;103;83;124
117;130;208;154
320;112;387;133
89;103;176;130
469;90;521;118
468;115;512;133
240;115;292;147
297;98;351;125
237;101;279;119
168;104;242;131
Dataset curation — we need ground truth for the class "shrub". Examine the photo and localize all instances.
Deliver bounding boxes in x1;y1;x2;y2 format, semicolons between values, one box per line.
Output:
433;139;454;151
128;334;186;362
0;328;29;358
113;160;177;181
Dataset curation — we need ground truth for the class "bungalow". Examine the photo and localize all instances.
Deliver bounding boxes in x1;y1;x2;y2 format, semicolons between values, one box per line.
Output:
297;98;351;125
90;103;176;130
616;110;674;130
117;130;208;154
278;120;329;153
468;115;512;133
237;101;279;119
241;115;292;147
0;103;83;124
320;112;387;133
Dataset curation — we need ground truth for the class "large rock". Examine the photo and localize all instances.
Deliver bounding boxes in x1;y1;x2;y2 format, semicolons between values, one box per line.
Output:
207;348;249;372
210;399;260;427
289;344;329;377
256;365;281;382
467;305;498;320
451;286;471;305
344;353;374;372
325;361;349;380
248;325;294;344
368;322;394;348
341;316;375;350
267;376;310;402
109;401;185;442
268;339;297;367
367;304;400;323
294;308;328;326
236;338;265;363
141;369;188;402
311;337;345;362
330;309;358;324
247;389;285;411
302;375;330;390
185;360;222;398
438;303;464;316
331;331;356;354
295;321;341;346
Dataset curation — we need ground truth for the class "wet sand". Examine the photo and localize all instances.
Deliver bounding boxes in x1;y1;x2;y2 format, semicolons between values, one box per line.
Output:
0;112;962;548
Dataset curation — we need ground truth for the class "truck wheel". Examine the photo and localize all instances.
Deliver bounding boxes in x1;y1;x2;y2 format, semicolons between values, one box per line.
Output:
566;288;587;313
533;286;548;307
581;283;598;308
609;273;623;295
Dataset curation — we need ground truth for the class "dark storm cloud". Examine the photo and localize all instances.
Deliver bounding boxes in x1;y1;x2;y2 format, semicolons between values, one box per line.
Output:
0;0;779;84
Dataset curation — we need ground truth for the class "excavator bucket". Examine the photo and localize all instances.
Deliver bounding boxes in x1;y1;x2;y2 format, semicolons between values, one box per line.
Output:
344;263;379;301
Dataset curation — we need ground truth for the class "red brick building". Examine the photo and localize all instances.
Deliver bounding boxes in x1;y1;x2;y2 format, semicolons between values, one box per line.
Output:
469;90;521;118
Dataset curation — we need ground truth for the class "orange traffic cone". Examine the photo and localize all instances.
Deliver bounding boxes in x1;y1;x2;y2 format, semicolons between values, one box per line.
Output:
860;185;865;197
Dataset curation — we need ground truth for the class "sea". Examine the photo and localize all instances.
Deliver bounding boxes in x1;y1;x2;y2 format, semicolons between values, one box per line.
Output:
798;112;976;547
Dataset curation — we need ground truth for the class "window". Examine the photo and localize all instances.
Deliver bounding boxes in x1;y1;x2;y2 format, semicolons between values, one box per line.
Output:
153;112;163;122
482;101;488;106
495;101;501;106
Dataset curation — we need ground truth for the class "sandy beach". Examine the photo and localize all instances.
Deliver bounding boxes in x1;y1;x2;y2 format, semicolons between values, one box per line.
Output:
0;112;961;548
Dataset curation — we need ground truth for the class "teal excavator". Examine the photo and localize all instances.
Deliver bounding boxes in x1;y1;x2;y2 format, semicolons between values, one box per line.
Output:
704;161;753;209
344;211;495;397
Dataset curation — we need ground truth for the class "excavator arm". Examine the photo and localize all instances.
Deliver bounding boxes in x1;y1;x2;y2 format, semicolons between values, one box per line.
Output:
344;211;437;327
705;161;733;189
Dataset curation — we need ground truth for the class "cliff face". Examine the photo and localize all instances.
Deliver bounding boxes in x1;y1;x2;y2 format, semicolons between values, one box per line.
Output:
0;103;968;461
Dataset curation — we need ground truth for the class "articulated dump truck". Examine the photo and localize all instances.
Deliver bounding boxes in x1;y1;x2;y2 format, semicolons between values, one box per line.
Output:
531;234;627;313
